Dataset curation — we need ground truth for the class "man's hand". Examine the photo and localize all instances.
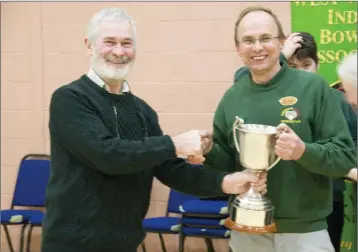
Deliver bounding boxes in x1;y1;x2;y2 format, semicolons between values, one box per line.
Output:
187;155;205;164
186;131;213;164
221;171;267;195
275;123;306;160
346;168;357;182
172;130;203;157
200;131;213;155
172;130;213;158
281;32;303;60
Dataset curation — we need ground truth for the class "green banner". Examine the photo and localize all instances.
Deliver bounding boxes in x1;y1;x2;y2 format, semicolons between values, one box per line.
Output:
291;2;357;252
291;1;357;85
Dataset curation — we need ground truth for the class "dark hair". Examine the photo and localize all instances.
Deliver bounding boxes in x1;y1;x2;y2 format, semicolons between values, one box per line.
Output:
234;6;286;46
293;32;319;64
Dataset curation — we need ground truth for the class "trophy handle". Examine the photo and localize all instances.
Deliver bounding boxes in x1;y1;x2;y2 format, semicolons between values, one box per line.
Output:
267;156;281;170
233;116;244;153
267;129;286;170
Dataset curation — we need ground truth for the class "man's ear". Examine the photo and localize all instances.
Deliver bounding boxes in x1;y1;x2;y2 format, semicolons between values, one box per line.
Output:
84;37;92;56
235;45;242;57
279;37;285;49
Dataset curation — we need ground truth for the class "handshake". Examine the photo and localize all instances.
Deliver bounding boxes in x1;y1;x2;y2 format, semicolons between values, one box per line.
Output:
171;130;213;164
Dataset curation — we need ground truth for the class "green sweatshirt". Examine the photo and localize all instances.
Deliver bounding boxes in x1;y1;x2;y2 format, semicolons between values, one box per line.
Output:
205;60;356;233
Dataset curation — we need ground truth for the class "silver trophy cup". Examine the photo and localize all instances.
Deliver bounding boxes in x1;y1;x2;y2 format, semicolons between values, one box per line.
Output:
224;116;281;234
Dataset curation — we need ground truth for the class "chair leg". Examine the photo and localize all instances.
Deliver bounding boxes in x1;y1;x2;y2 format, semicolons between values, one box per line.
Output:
204;238;215;252
158;234;167;252
25;225;34;252
179;227;185;252
141;241;147;252
3;225;15;252
19;224;28;252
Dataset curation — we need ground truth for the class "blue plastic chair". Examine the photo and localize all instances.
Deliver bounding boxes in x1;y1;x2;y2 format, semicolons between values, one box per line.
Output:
180;198;229;217
177;165;231;252
179;215;230;252
142;165;231;252
25;210;46;252
0;154;51;252
178;198;230;252
141;189;198;252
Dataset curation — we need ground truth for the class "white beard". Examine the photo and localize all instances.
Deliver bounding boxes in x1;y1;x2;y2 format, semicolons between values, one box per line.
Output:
90;50;134;81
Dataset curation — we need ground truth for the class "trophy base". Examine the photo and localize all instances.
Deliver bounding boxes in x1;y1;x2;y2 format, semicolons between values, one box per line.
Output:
226;190;277;234
224;217;277;234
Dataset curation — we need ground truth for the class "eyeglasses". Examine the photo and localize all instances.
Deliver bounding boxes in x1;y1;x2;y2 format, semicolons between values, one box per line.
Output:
238;35;279;46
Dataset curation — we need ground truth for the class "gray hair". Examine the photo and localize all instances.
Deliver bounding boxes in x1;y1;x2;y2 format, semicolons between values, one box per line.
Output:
338;52;357;87
86;8;137;46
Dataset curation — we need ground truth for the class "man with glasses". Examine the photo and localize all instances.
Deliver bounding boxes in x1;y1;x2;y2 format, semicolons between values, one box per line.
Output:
203;6;356;252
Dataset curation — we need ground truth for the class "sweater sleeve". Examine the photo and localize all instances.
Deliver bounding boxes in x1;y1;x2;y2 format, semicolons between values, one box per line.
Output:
296;85;357;177
204;96;237;173
49;86;177;175
145;112;227;197
154;160;227;197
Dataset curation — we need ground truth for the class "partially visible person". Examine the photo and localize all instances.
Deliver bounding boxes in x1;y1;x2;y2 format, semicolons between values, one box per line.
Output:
203;6;356;252
338;52;357;110
41;8;268;252
332;81;357;184
283;31;357;252
346;167;357;181
337;52;357;183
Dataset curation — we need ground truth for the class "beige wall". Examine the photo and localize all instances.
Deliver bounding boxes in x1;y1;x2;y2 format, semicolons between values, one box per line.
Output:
1;2;291;251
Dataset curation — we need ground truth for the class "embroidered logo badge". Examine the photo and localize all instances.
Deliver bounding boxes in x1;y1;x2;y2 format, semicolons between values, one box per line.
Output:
279;96;298;106
280;108;301;124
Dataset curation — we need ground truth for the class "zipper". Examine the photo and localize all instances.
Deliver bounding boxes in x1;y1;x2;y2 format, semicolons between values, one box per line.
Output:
112;105;120;137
